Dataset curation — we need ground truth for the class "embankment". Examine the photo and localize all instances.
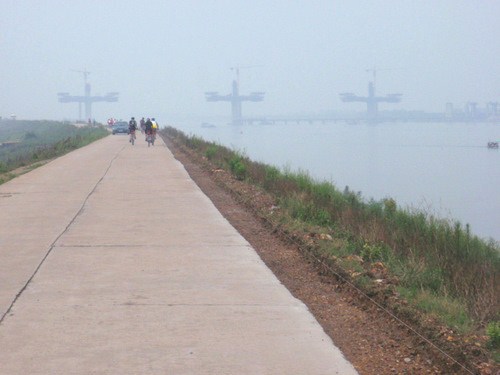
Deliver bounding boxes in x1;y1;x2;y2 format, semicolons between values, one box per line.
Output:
161;126;499;374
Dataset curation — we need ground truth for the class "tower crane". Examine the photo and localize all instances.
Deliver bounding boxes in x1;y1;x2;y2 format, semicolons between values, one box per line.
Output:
230;65;264;87
72;68;90;85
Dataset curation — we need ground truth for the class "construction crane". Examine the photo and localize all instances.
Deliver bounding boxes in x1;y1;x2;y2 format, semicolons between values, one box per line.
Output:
72;69;90;84
365;67;395;90
230;65;264;87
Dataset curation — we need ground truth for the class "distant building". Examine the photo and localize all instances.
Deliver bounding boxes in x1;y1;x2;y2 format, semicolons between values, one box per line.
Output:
444;101;498;121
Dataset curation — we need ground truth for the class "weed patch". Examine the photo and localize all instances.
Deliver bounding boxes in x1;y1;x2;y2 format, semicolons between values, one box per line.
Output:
487;322;500;349
228;155;247;180
397;287;473;332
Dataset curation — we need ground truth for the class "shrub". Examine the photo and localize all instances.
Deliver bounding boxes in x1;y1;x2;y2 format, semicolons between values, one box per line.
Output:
360;242;384;262
384;198;397;215
229;156;247;180
314;208;332;226
264;165;280;182
185;135;203;150
486;321;500;349
205;145;218;160
280;196;331;226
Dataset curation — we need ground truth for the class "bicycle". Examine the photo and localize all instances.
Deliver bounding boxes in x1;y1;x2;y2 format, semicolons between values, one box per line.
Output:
146;132;153;147
151;130;156;146
129;130;136;145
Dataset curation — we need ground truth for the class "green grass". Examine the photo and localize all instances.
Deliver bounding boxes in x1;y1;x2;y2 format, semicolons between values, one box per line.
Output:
398;287;473;332
228;154;247;180
161;126;500;341
486;321;500;362
205;144;219;160
0;120;108;178
487;321;500;348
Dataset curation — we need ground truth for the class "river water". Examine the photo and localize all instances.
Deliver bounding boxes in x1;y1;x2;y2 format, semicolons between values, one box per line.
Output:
172;119;499;241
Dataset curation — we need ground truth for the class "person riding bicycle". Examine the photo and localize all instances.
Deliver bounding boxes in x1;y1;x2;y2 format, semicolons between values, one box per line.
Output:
129;117;137;132
140;117;145;133
144;117;153;137
128;117;137;142
151;118;158;138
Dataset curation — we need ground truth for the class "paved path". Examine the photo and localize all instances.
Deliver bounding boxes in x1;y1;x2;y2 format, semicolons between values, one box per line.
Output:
0;134;357;374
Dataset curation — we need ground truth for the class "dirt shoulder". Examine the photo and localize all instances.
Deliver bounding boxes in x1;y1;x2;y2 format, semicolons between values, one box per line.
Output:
162;135;494;375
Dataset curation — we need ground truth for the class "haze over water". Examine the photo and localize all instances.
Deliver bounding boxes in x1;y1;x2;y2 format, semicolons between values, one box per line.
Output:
175;120;500;242
1;1;499;122
1;2;498;240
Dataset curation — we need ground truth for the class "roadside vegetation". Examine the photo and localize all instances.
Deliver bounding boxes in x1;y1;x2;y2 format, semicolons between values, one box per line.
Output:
162;126;499;365
0;120;108;184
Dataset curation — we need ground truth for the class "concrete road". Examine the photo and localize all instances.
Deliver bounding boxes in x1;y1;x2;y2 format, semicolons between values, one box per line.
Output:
0;134;357;374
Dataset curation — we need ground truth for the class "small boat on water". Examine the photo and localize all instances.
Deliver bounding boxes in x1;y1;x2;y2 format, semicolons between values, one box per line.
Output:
201;122;216;128
487;142;499;149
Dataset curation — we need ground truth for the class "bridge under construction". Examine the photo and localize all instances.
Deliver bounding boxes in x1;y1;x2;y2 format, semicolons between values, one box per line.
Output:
57;70;118;121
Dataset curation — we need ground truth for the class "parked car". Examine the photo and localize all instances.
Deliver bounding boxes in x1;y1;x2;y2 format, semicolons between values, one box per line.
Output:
112;122;129;135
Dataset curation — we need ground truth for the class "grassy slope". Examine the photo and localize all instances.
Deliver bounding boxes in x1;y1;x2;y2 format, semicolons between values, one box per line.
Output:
162;126;499;364
0;120;108;183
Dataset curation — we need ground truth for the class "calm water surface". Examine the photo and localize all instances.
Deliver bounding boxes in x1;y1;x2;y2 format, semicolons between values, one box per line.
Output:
173;120;499;241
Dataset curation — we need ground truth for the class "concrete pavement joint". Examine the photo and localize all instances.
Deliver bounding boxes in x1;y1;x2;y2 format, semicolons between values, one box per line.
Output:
54;244;252;249
112;303;294;307
55;244;152;248
0;145;126;326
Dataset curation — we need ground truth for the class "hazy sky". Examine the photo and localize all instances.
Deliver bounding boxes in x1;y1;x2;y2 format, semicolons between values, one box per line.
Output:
1;0;499;122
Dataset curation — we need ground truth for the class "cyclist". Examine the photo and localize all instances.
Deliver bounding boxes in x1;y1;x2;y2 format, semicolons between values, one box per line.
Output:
140;117;145;133
144;118;153;143
151;118;158;141
128;117;137;143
